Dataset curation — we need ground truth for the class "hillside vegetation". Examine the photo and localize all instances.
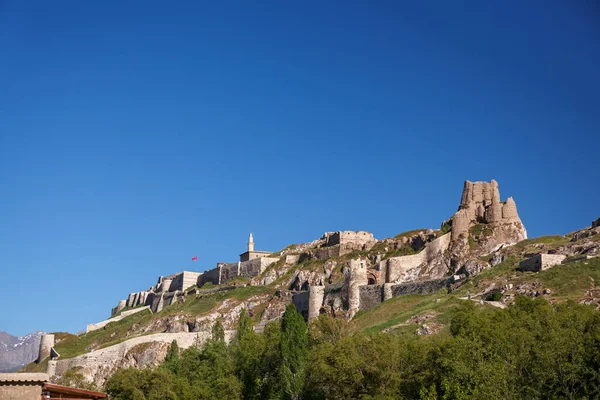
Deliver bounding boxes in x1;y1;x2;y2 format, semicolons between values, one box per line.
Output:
103;297;600;399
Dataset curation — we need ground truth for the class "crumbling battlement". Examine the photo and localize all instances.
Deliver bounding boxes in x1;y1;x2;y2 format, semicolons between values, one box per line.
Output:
519;254;566;272
293;258;455;320
451;180;526;242
321;231;376;251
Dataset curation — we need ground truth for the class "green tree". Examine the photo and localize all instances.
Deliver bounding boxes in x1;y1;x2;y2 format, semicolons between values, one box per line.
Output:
279;304;308;400
163;340;180;374
212;320;225;342
237;308;253;341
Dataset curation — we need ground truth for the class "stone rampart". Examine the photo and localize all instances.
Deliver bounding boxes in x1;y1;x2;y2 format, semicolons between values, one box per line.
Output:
390;277;451;297
519;254;566;272
292;291;310;320
199;265;222;287
52;330;236;384
384;233;451;283
359;285;383;311
87;306;151;333
320;231;376;254
219;263;239;282
170;271;202;291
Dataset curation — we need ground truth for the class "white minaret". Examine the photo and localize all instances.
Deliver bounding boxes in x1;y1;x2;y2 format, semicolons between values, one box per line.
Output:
248;232;254;252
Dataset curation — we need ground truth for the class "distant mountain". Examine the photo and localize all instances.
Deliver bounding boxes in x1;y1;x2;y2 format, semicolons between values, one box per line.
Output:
0;331;44;372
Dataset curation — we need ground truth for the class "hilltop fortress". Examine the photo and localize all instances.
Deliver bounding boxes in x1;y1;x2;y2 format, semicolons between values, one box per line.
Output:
76;179;527;327
38;179;544;385
102;179;527;321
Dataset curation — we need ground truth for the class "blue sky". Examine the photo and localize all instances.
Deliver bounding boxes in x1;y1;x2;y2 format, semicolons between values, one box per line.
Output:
1;1;599;336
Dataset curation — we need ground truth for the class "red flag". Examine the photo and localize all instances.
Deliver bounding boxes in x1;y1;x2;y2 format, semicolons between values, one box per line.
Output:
191;255;198;261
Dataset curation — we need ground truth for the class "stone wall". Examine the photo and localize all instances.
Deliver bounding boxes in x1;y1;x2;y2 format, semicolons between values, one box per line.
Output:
359;285;383;311
292;291;310;320
390;277;451;297
383;233;451;283
318;231;377;256
170;271;202;291
219;263;239;283
593;218;600;229
87;307;151;333
51;331;236;386
199;265;222;286
519;254;566;272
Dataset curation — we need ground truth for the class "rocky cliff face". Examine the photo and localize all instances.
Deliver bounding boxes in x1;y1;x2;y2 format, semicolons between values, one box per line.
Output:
0;331;44;372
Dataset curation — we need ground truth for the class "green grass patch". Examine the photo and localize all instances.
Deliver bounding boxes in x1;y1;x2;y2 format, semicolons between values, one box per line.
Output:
534;257;600;298
393;229;428;240
514;235;570;250
351;293;461;334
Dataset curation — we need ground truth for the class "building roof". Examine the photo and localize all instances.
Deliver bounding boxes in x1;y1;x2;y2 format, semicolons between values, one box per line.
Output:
0;372;49;383
239;250;272;256
43;382;107;399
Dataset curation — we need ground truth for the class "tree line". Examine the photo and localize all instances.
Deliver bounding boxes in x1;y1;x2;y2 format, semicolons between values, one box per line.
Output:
104;297;600;399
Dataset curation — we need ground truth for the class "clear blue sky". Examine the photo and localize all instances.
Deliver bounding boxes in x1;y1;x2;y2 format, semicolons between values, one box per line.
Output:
1;1;598;336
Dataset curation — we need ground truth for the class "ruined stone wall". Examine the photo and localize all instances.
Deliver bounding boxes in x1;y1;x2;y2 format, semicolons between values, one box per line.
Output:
384;233;451;283
320;231;376;255
315;246;341;259
87;307;151;333
519;254;566;272
593;218;600;228
292;291;310;320
390;277;450;297
111;299;127;316
198;266;222;287
239;257;278;278
219;263;239;283
52;331;236;386
359;285;383;311
170;271;202;291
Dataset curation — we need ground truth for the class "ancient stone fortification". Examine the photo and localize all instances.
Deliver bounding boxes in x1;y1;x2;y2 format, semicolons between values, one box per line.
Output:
49;331;236;386
451;179;526;242
36;334;54;364
520;254;566;272
87;307;151;333
379;233;451;284
112;235;278;314
293;259;456;319
315;231;377;259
